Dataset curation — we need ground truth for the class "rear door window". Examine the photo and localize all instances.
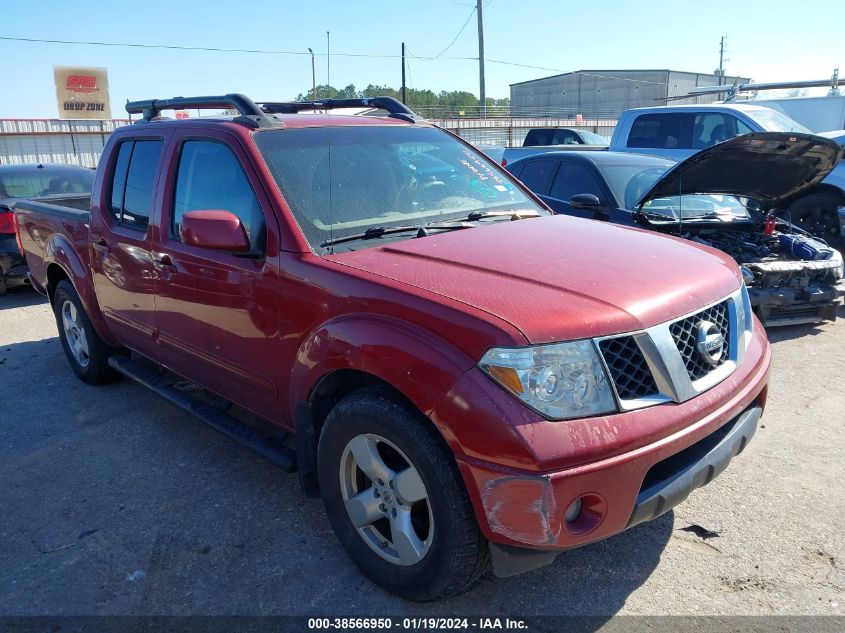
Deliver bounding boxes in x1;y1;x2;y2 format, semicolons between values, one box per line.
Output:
517;159;556;194
548;162;604;201
108;139;163;231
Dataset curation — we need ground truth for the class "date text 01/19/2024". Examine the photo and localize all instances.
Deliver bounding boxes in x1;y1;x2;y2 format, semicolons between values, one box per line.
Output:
307;617;528;629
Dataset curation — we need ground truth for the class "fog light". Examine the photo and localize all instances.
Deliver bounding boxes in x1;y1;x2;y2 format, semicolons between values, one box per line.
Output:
563;493;607;536
565;498;583;523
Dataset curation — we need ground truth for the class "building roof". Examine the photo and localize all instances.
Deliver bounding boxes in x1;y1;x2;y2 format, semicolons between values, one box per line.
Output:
510;69;750;87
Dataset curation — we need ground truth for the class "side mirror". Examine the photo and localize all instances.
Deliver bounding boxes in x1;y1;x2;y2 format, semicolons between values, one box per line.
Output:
569;193;601;210
179;209;250;252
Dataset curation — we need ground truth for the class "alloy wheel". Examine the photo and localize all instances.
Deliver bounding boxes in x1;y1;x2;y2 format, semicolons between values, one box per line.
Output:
61;300;90;368
338;433;433;566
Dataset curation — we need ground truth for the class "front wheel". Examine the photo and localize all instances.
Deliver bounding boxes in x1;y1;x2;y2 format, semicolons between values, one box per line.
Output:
318;387;489;601
52;279;120;385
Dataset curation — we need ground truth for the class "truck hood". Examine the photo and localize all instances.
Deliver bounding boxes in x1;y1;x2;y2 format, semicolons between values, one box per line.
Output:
636;132;844;210
328;215;742;344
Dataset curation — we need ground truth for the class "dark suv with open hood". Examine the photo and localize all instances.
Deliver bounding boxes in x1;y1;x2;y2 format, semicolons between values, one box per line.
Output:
507;132;845;326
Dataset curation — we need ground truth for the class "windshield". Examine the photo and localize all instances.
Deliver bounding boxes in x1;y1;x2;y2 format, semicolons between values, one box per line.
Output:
599;163;674;209
598;162;750;219
578;130;609;145
254;126;545;251
641;194;750;220
745;109;812;133
0;167;94;199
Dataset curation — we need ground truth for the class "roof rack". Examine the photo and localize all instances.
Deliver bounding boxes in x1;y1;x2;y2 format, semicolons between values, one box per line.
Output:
125;93;282;129
259;96;425;123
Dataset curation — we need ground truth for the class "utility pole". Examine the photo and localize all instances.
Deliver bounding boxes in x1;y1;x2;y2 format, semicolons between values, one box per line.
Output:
308;48;316;101
718;35;727;85
327;31;331;95
477;0;486;117
401;42;407;104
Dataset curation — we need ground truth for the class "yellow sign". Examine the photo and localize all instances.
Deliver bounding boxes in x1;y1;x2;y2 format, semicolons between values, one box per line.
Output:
53;65;112;119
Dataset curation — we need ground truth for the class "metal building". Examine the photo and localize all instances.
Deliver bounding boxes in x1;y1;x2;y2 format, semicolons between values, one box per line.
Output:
510;69;752;118
0;119;129;168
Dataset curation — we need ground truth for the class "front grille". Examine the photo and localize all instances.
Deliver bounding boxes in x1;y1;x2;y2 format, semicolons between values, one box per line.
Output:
669;301;730;382
599;336;659;400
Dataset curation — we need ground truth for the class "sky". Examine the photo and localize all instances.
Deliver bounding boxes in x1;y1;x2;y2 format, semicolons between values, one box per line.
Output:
1;0;843;119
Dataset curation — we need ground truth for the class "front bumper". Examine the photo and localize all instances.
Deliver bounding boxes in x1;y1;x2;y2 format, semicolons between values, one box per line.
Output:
433;319;770;575
746;258;842;326
625;403;759;529
751;286;840;326
487;403;761;577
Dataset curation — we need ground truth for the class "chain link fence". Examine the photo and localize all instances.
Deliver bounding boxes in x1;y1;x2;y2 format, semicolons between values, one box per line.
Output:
1;110;618;167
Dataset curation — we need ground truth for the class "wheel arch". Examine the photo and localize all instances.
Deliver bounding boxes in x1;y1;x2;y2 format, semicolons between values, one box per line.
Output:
43;238;117;346
780;183;845;210
290;315;477;496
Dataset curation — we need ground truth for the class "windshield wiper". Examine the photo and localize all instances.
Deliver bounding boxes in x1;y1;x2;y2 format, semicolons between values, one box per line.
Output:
633;209;678;222
321;222;471;248
465;209;540;221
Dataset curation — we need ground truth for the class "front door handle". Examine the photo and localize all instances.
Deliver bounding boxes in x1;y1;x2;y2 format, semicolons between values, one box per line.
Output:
153;253;177;281
153;253;176;270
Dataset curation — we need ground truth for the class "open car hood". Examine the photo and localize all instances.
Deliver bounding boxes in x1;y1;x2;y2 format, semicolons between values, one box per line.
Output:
635;132;844;210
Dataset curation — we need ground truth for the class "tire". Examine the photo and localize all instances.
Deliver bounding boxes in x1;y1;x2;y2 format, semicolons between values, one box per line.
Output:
318;387;489;601
783;192;845;253
52;279;120;385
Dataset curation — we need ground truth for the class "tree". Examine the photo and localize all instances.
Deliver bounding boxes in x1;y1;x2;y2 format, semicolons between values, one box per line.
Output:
292;84;507;117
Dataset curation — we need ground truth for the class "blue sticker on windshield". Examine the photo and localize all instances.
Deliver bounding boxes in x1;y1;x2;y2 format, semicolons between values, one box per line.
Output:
470;179;498;198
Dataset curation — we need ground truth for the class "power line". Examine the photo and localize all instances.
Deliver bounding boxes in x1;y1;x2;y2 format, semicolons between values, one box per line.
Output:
406;6;476;61
0;35;673;87
0;35;401;59
487;61;673;86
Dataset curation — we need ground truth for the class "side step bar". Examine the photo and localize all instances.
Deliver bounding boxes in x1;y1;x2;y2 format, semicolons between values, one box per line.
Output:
108;355;297;473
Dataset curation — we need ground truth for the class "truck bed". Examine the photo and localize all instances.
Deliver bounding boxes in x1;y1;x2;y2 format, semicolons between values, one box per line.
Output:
13;196;91;293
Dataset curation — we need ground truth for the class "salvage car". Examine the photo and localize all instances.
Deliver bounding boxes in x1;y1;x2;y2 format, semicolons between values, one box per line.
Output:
15;94;770;601
0;163;94;295
609;105;845;251
506;133;845;326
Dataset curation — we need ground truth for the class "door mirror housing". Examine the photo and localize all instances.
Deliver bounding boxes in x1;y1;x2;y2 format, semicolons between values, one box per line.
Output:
179;209;250;252
569;193;602;210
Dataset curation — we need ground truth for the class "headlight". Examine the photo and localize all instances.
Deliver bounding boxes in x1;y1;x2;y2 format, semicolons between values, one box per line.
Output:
736;281;754;348
479;340;617;420
739;265;756;286
831;248;844;279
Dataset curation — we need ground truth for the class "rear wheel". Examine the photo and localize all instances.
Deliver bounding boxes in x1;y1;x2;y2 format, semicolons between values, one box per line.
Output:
784;192;845;252
52;280;120;385
317;387;489;601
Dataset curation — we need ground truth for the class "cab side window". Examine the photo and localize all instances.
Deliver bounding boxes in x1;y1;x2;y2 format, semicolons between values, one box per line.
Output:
627;113;693;149
172;140;267;253
108;139;163;231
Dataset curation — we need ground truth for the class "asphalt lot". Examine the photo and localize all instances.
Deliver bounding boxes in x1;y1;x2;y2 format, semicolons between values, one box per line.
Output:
0;286;842;618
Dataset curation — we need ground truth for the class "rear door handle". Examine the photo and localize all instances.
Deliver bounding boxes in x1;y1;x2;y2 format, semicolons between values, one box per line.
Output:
91;238;109;254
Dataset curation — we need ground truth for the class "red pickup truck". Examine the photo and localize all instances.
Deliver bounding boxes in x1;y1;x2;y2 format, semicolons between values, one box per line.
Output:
15;94;771;601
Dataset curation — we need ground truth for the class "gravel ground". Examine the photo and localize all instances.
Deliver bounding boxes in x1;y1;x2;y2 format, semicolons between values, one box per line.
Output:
0;286;842;618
